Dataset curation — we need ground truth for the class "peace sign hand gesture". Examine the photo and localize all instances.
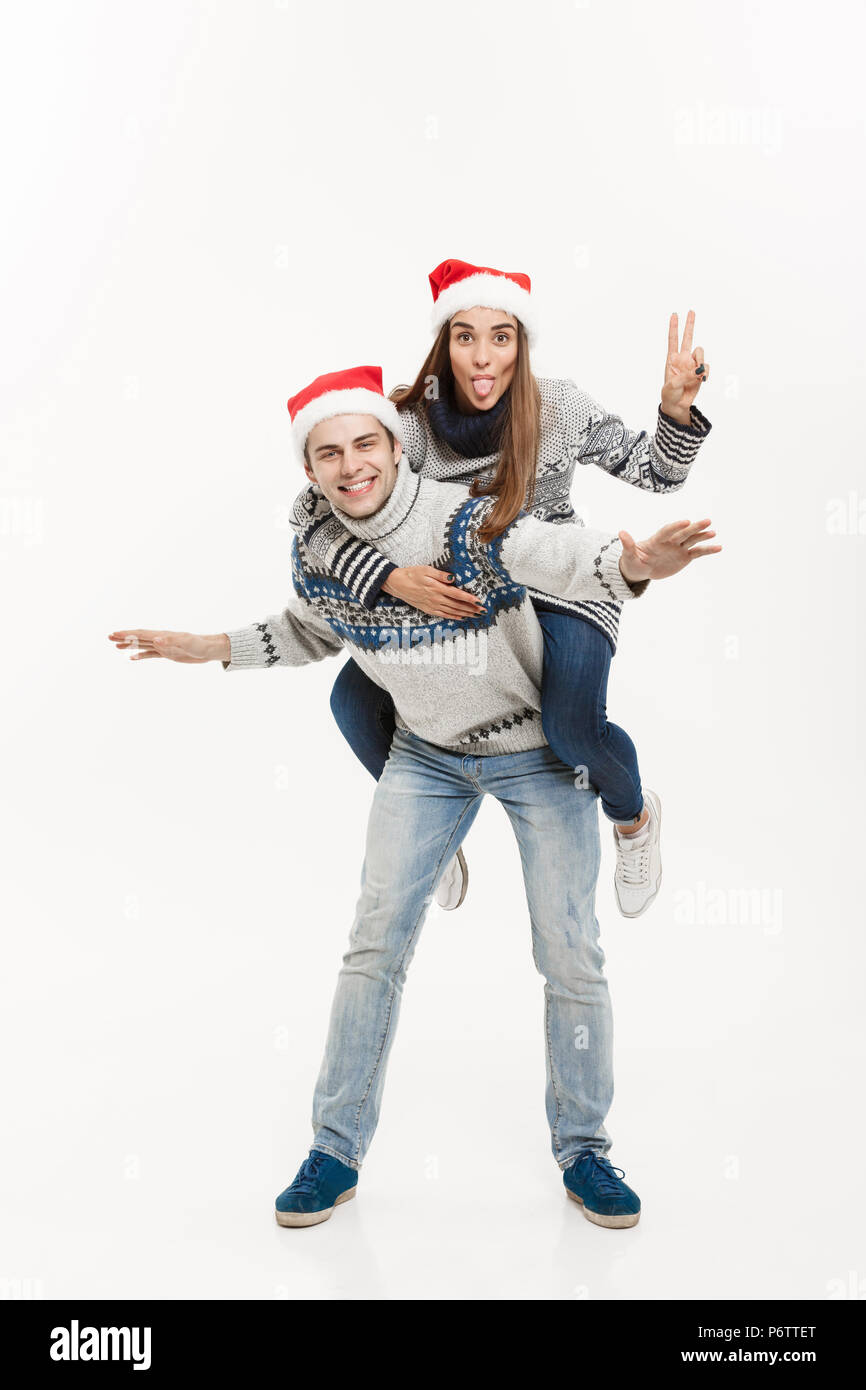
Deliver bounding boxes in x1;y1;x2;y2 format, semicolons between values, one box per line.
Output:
660;310;709;423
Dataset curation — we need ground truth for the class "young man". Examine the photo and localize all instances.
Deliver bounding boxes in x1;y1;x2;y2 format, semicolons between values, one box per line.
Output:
108;365;720;1230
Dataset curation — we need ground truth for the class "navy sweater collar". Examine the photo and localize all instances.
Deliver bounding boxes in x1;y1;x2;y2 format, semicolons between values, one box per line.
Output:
427;382;510;458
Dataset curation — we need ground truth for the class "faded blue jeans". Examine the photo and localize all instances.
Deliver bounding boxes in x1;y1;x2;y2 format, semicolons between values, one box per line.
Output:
329;611;644;824
310;725;615;1171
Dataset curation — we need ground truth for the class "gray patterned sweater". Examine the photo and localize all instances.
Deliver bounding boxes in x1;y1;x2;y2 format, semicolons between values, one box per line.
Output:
288;377;711;650
222;454;649;757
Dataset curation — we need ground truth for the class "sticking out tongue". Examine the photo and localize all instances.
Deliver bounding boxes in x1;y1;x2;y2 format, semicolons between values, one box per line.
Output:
472;377;494;399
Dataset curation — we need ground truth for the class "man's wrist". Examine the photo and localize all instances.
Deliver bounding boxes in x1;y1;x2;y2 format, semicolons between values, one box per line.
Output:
617;555;650;595
207;633;231;662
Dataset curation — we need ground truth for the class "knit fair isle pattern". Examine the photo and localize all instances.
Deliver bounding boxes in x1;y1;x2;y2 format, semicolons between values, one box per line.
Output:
288;376;711;651
286;491;540;751
224;450;647;756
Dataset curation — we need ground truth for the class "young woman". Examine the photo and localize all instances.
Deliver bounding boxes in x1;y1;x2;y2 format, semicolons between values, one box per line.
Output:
289;258;712;917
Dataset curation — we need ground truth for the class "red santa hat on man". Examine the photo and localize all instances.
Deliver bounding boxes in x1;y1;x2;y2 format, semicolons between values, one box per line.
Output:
428;258;537;346
287;364;404;467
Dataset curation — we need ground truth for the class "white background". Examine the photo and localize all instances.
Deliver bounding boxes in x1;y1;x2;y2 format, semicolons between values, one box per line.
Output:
2;0;864;1301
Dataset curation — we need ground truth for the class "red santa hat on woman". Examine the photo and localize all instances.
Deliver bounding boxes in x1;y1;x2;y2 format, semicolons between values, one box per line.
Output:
287;364;404;467
428;258;537;346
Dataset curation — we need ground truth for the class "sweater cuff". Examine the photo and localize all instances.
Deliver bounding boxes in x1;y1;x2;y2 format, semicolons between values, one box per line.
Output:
220;625;270;670
658;402;712;439
597;539;650;601
359;558;398;611
654;403;711;477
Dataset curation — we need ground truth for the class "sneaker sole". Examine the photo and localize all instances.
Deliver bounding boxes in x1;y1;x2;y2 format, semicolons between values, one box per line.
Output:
437;846;469;912
453;847;469;908
275;1186;356;1228
615;790;662;920
566;1189;640;1228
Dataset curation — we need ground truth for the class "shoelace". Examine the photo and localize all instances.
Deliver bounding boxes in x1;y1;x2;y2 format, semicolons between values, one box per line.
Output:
574;1150;627;1194
289;1151;327;1194
615;834;650;886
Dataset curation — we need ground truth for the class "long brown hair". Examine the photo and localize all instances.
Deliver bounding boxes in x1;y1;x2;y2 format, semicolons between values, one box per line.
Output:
389;321;541;545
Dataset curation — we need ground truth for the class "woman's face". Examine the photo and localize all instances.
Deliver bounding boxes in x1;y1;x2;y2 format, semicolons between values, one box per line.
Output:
448;307;518;413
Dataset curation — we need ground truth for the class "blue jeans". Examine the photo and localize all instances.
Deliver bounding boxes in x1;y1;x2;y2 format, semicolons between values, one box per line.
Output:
329;613;644;823
311;726;614;1170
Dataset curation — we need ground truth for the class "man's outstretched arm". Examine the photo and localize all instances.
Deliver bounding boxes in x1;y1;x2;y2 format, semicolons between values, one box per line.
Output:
493;512;646;607
220;592;344;670
107;592;345;670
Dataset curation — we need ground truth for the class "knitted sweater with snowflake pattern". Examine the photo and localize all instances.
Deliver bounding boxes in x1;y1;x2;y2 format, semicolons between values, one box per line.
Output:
221;454;649;757
287;377;711;650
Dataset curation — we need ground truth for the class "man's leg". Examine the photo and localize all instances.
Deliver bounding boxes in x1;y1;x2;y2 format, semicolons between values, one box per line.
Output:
310;728;483;1169
479;744;614;1169
328;657;470;913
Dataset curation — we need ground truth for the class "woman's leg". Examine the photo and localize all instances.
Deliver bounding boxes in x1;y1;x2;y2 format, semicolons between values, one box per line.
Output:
329;656;396;782
536;611;644;825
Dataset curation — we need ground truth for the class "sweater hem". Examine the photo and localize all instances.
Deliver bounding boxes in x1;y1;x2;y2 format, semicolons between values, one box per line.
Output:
529;595;618;654
528;591;620;653
394;713;549;759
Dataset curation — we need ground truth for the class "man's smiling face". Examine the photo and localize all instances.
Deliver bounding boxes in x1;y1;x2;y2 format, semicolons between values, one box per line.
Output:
303;414;402;517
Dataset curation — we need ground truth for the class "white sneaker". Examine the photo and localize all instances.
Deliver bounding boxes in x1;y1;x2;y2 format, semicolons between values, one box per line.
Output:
613;789;662;918
435;846;469;911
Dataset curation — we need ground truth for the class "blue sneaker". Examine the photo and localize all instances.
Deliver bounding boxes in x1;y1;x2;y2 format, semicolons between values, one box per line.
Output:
563;1149;641;1228
274;1149;358;1228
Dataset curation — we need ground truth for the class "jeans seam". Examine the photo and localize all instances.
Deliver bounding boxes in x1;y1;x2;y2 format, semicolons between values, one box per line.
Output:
351;793;481;1163
544;985;564;1157
538;612;642;823
464;757;484;792
374;690;395;743
546;710;643;824
594;727;644;822
309;1140;361;1173
558;1143;607;1172
527;923;564;1157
